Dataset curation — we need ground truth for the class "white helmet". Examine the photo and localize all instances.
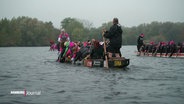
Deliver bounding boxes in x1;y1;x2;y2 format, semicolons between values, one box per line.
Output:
61;28;65;32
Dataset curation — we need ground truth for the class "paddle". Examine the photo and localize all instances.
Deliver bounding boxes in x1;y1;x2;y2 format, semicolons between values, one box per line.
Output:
176;49;180;58
176;45;181;58
138;45;143;56
153;44;160;57
102;31;109;69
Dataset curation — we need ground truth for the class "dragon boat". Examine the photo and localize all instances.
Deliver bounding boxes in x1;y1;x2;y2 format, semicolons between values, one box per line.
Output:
136;51;184;58
64;57;130;68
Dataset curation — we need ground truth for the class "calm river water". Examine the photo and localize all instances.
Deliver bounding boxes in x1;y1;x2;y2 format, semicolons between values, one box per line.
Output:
0;46;184;104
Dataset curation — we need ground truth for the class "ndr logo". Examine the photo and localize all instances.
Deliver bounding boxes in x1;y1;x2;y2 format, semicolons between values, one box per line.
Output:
10;89;41;96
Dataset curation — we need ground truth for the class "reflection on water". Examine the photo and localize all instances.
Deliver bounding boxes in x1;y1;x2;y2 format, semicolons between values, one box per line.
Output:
0;46;184;104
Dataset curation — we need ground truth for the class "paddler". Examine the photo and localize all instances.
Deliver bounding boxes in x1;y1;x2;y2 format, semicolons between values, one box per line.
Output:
103;18;123;58
137;33;144;52
57;28;70;51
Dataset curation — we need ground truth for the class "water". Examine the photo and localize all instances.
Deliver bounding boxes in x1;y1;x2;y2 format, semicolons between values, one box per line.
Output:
0;46;184;104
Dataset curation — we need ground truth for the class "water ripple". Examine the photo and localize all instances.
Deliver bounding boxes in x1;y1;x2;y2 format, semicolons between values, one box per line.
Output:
0;47;184;104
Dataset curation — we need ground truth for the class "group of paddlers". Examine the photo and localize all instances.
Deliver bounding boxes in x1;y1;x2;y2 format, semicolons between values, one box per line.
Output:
137;33;184;57
57;38;104;63
50;18;123;63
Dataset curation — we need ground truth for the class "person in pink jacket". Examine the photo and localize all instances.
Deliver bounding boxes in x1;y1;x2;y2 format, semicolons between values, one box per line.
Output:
57;28;70;51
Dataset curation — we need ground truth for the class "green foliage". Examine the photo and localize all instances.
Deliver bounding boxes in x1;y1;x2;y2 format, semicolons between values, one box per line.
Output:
0;17;184;46
0;16;59;46
61;17;86;41
61;17;100;41
123;21;184;45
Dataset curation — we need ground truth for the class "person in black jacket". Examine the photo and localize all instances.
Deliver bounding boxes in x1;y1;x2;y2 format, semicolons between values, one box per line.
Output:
137;33;144;52
90;40;104;59
103;18;123;58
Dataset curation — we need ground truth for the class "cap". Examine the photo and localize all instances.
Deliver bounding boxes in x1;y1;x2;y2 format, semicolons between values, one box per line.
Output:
61;28;65;32
140;33;144;37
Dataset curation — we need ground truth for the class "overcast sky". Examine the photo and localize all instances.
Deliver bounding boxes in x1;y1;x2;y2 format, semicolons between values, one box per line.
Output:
0;0;184;28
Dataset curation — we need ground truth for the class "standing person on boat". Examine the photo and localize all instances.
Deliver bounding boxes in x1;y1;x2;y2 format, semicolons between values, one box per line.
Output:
57;28;70;51
57;29;70;62
103;18;123;58
137;33;144;52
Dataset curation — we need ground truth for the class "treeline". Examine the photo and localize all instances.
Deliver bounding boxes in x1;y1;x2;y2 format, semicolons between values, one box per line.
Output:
0;16;59;46
123;22;184;45
0;16;184;46
61;18;184;45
